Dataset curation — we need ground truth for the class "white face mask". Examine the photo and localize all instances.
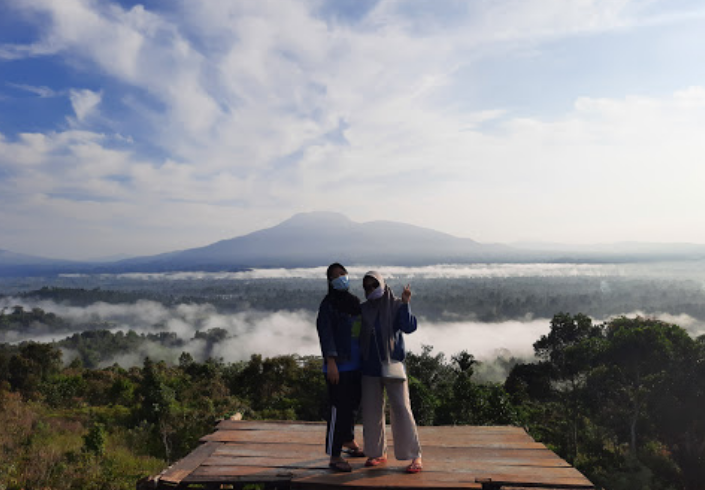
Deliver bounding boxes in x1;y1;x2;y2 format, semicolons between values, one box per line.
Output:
366;285;384;300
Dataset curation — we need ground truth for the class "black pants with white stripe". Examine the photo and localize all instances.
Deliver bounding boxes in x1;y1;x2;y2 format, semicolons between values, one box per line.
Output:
325;370;362;457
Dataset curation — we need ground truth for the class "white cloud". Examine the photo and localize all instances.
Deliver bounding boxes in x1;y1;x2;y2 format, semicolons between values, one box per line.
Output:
406;318;551;360
59;263;625;281
69;89;102;122
7;83;60;98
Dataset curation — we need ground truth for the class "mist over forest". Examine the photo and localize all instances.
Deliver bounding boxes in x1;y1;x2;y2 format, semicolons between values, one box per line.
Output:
3;261;705;375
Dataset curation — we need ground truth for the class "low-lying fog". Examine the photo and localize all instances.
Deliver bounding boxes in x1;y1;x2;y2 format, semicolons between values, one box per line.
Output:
55;261;705;281
3;262;705;375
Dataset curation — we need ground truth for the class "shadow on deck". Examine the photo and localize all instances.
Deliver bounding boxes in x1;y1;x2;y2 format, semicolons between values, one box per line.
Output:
138;420;595;490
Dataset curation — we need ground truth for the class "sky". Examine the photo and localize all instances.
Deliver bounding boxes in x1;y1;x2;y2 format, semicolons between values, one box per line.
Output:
2;0;705;260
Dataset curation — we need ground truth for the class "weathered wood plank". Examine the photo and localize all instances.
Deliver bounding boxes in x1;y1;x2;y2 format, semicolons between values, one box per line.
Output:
210;445;570;468
217;419;326;431
186;465;326;480
158;441;223;485
201;430;545;449
295;467;592;488
292;472;484;489
215;420;526;434
202;456;574;476
204;455;332;469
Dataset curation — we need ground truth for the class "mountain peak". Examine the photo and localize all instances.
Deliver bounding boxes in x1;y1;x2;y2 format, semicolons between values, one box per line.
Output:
279;211;353;227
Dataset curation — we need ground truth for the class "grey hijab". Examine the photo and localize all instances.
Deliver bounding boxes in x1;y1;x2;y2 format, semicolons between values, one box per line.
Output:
360;271;403;360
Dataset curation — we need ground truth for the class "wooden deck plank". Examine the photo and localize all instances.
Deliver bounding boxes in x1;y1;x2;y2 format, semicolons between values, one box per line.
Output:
193;461;588;483
295;468;592;488
204;455;332;469
214;442;564;457
201;430;546;449
210;445;571;468
189;466;482;489
292;471;485;489
217;419;326;431
216;420;528;434
157;441;223;484
183;466;326;484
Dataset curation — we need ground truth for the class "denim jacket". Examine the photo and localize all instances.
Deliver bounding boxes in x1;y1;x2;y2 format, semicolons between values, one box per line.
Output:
362;303;417;377
316;298;361;364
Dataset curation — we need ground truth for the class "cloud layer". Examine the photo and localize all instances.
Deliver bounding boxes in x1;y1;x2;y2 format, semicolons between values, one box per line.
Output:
4;294;705;368
60;263;628;281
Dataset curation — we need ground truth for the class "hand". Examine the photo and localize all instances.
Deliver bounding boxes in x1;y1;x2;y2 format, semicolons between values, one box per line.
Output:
402;284;412;304
327;358;339;384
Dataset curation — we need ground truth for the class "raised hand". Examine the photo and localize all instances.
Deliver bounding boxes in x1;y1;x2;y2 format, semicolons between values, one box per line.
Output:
402;284;412;304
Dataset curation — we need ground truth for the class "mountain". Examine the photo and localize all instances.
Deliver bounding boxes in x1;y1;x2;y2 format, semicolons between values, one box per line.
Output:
6;213;705;277
113;212;514;270
0;249;81;277
0;249;76;266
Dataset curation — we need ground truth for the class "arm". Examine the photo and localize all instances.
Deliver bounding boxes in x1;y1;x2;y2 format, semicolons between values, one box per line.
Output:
395;303;417;334
395;283;417;334
316;302;338;359
316;302;340;384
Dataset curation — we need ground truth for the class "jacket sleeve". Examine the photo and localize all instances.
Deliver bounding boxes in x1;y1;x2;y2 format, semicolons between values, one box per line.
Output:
316;302;338;358
394;303;417;334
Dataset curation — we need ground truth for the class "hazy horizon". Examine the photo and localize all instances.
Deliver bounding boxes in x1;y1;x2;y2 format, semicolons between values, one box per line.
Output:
7;212;705;263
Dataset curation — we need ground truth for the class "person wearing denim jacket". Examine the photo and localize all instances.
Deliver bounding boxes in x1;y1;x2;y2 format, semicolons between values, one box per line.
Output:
316;263;365;472
360;270;423;474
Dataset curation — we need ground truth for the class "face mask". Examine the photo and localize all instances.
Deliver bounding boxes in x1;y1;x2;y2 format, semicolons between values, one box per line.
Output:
366;285;384;300
330;275;350;291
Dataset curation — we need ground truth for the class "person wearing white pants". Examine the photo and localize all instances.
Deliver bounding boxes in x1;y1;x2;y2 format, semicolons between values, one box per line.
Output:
360;271;423;473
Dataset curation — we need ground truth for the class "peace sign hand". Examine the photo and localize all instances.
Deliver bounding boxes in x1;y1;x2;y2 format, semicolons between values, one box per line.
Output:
402;284;412;304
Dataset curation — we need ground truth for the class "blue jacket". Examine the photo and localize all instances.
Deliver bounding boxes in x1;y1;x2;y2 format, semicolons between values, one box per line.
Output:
316;297;361;366
362;304;417;377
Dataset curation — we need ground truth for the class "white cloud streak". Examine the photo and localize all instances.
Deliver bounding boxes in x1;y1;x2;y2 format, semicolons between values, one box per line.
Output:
6;83;60;98
60;263;627;281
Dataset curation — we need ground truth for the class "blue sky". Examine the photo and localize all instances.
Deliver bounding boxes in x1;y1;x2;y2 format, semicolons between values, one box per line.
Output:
2;0;705;260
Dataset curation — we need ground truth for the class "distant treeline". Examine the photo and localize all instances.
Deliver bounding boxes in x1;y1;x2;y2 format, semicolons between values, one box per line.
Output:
1;313;704;490
5;276;705;324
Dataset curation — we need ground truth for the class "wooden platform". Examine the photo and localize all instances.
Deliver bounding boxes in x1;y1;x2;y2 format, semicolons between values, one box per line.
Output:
141;420;594;490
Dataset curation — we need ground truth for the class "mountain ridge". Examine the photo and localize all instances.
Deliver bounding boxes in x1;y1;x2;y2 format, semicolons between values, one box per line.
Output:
113;211;504;269
4;212;705;276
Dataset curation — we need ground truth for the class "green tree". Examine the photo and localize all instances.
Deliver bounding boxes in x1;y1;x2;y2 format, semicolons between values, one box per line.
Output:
533;313;605;461
83;422;107;456
406;345;454;425
137;357;177;460
8;342;62;398
656;335;705;490
593;317;696;458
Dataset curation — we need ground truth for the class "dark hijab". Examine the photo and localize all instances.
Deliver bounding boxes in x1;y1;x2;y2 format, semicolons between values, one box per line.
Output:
324;262;361;316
